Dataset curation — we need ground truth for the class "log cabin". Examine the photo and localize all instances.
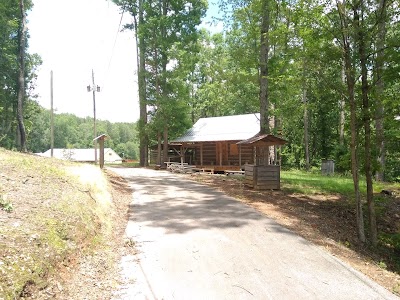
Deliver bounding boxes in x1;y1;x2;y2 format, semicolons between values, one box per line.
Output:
166;113;286;173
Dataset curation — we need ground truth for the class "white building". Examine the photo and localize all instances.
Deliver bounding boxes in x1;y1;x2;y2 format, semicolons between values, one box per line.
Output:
38;148;123;164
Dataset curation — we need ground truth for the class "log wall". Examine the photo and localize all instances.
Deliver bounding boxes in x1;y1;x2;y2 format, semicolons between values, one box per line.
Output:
191;142;254;167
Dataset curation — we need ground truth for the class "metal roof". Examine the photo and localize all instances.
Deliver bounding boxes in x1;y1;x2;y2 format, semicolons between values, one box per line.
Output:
39;148;122;162
237;133;287;145
171;113;260;143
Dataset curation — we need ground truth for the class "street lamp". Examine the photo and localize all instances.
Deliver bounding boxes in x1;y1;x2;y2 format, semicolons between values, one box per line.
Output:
87;69;101;164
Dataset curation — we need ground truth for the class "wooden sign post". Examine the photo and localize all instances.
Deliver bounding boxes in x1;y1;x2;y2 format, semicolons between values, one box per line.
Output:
93;134;107;169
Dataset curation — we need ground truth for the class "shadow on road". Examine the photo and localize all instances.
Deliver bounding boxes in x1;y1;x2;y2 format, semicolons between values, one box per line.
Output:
119;170;300;239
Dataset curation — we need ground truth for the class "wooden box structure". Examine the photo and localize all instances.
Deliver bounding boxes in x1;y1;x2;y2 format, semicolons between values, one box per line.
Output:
238;133;287;190
245;165;281;190
321;159;335;175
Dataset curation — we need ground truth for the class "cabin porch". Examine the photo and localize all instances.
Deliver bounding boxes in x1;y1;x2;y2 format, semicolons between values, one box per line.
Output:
170;141;255;173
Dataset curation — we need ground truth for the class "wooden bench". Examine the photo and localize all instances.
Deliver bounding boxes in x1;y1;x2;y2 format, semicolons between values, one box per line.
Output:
165;162;187;172
193;168;214;174
225;170;245;176
165;162;196;173
178;165;196;173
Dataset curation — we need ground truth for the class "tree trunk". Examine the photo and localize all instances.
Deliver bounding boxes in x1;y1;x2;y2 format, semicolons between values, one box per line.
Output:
163;126;168;168
303;89;310;171
17;0;27;152
302;56;310;171
161;0;169;168
339;63;346;146
355;2;377;245
375;0;386;182
337;0;366;243
157;132;162;165
138;0;148;167
259;0;270;136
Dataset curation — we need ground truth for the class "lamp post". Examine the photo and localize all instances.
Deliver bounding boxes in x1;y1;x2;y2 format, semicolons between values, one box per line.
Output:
87;69;101;164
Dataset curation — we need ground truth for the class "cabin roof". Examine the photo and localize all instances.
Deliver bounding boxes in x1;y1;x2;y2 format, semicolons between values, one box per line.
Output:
237;133;287;146
172;113;260;143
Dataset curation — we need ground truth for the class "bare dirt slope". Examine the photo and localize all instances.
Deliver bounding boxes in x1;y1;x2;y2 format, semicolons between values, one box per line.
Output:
0;149;134;299
53;170;135;300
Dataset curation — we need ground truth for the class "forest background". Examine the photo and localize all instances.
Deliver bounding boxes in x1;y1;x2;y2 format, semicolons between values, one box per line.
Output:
1;0;399;182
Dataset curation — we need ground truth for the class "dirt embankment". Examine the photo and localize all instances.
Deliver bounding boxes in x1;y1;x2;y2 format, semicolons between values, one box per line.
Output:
0;149;133;299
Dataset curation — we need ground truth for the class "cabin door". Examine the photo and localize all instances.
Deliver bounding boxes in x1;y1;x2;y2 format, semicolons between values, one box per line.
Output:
216;142;228;166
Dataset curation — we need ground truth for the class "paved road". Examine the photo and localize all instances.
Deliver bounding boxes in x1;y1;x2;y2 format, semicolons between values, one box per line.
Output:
110;168;398;300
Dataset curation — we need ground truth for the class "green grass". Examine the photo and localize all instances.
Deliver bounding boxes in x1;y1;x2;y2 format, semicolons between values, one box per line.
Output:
281;169;400;276
281;169;399;198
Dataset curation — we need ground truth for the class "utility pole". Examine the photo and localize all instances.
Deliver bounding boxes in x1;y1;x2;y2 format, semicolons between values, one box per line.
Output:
87;69;101;164
50;70;54;157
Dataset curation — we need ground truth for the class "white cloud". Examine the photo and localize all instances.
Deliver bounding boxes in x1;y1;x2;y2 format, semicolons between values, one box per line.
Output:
28;0;139;123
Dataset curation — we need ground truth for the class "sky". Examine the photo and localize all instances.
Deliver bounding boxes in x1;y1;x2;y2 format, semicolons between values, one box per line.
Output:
28;0;223;123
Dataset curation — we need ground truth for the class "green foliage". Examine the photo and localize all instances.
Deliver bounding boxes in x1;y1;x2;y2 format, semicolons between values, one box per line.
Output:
114;0;208;155
25;104;139;159
380;233;400;258
0;194;13;213
116;0;400;182
0;0;39;151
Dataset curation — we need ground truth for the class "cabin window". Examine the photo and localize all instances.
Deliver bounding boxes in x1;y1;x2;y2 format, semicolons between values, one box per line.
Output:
230;144;239;155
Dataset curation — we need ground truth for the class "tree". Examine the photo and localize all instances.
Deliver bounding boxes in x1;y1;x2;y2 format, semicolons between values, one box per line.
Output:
259;0;270;135
336;0;366;243
114;0;206;166
374;0;386;181
353;0;377;245
16;0;28;152
333;0;398;244
113;0;148;166
137;0;148;166
0;0;39;151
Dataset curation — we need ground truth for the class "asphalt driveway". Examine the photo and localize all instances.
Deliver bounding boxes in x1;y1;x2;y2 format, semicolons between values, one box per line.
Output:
110;167;398;300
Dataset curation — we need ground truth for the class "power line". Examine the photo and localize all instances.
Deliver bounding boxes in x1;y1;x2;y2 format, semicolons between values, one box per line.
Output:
102;8;125;91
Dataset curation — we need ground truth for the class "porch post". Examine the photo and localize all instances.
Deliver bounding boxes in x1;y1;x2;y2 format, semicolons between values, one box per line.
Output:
99;138;105;169
180;144;184;164
219;143;222;166
200;143;203;166
239;144;242;169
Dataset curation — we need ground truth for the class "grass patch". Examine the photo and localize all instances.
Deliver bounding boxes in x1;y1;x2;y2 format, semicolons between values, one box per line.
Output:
378;232;400;274
281;169;400;276
281;169;399;198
